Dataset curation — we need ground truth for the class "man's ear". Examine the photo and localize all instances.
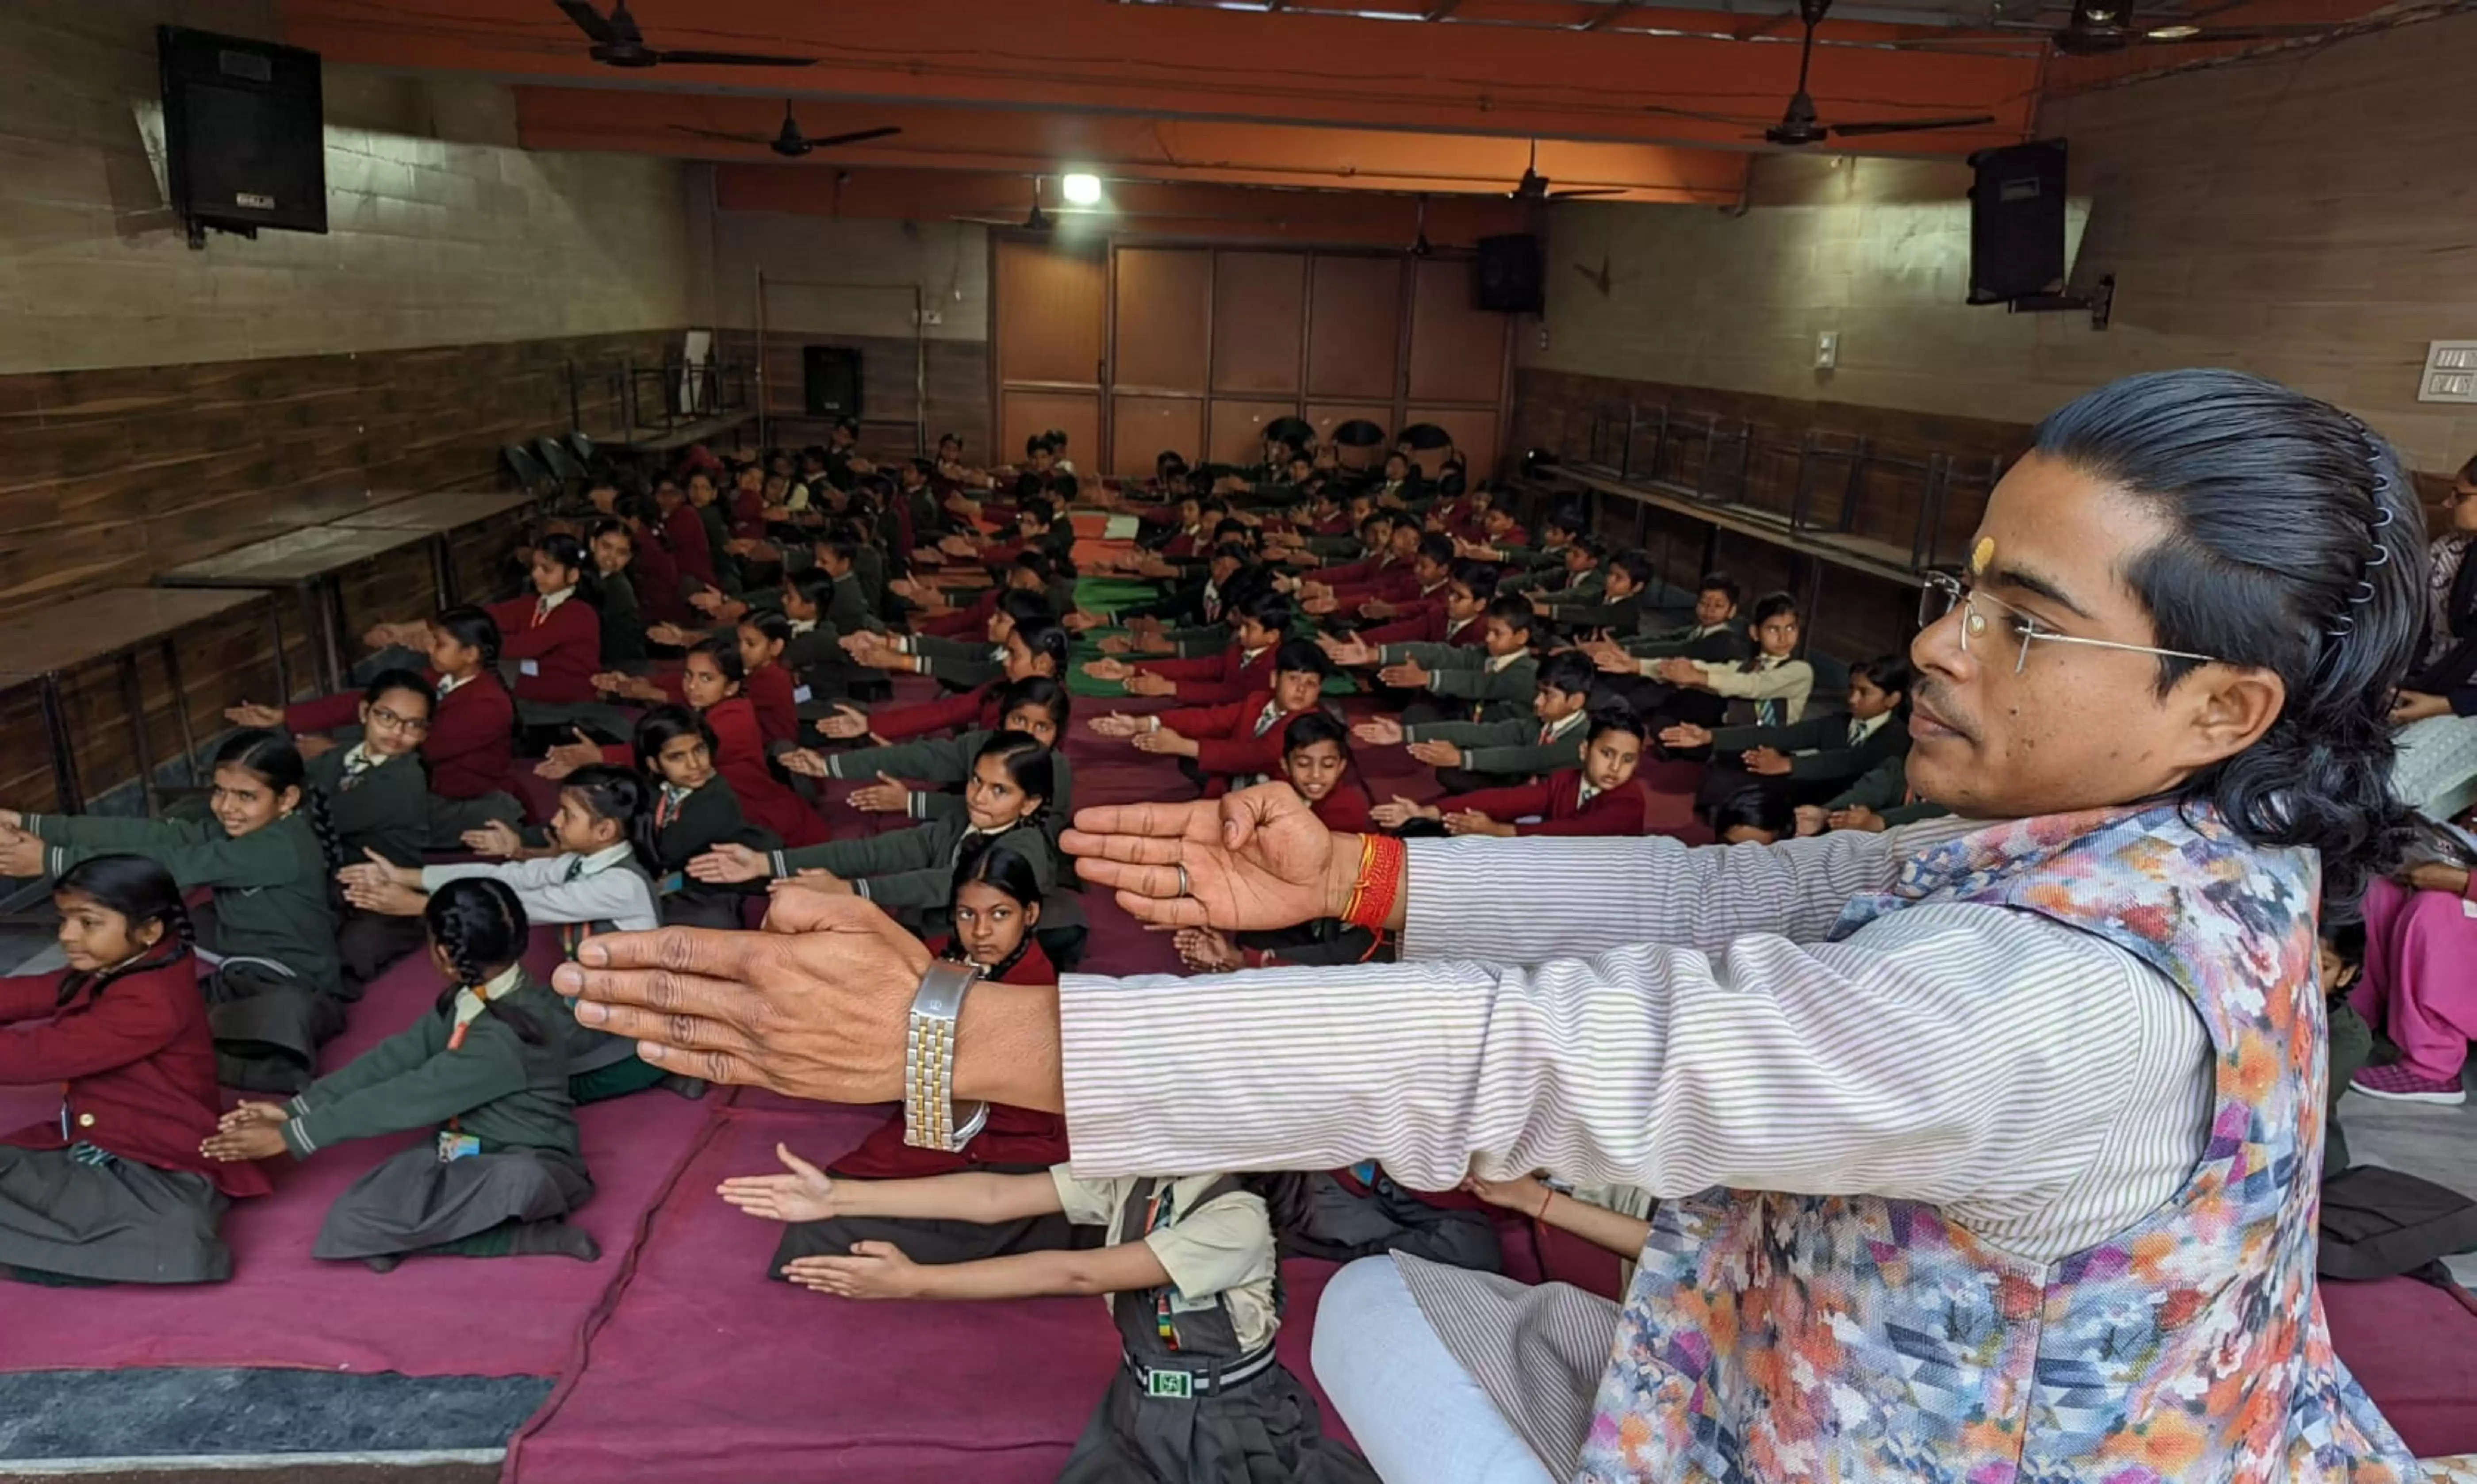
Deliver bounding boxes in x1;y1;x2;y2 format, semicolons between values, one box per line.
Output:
2174;666;2287;773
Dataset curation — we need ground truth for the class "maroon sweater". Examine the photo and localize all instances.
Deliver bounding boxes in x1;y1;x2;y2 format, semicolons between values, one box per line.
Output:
1443;770;1649;838
288;672;514;801
489;594;602;706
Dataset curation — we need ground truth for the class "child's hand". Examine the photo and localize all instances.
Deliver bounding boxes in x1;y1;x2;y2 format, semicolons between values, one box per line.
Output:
1352;716;1404;747
224;702;285;729
1826;805;1887;834
1131;726;1195;757
847;773;911;814
1377;660;1430;689
1321;636;1377;669
717;1141;841;1223
462;820;526;859
1096;633;1134;654
1655;658;1704;686
1742;747;1792;777
1174;926;1242;972
816;705;870;741
1444;810;1512;838
1123;673;1177;698
1462;1172;1551;1216
1406;739;1462;768
221;1101;291;1130
201;1121;288;1163
784;1240;920;1300
1793;805;1828;838
538;731;604;779
688;843;770;884
779;747;832;780
1368;797;1430;830
1659;723;1712;751
1089;713;1146;739
1082;658;1132;683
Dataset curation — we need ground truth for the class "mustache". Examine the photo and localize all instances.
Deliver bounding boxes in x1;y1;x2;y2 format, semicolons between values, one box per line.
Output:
1910;677;1972;735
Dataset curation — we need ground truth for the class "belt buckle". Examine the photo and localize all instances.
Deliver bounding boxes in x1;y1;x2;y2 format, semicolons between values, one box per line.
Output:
1143;1368;1194;1400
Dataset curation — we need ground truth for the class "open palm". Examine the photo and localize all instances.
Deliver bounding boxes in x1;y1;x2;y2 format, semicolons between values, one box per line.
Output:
1062;782;1346;931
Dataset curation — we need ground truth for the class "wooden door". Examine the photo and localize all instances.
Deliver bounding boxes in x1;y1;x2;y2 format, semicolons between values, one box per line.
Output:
994;237;1106;468
1110;248;1212;475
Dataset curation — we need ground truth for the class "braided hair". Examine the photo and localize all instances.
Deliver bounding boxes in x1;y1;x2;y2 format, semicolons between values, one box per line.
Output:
215;729;344;895
534;531;604;614
971;730;1054;827
431;604;503;673
423;876;546;1045
50;854;195;1006
562;762;658;874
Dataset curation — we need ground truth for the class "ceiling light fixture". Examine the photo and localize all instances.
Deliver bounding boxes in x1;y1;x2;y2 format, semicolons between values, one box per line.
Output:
1061;173;1104;206
2143;23;2201;37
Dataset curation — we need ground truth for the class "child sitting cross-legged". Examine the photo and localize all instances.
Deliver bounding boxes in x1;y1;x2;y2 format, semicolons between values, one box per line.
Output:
1372;706;1650;840
203;878;598;1274
717;1157;1377;1483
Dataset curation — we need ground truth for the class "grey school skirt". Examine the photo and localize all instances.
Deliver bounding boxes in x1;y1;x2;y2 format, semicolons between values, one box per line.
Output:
0;1145;231;1285
312;1144;592;1261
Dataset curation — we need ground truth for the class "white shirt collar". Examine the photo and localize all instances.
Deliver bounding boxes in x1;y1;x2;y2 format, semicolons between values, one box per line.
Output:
1486;650;1523;673
1691;623;1725;638
572;842;636;876
341;742;383;775
1544;709;1586;740
1850;711;1890;744
1445;615;1474;639
535;586;575;616
789;618;817;636
436;671;475;698
1255;700;1284;734
1576;776;1601;808
451;963;527;1026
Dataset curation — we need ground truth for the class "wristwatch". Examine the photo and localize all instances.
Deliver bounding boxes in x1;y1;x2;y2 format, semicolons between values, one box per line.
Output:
903;960;990;1151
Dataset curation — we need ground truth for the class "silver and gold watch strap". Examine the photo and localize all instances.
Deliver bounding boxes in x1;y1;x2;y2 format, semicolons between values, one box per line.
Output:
903;960;989;1151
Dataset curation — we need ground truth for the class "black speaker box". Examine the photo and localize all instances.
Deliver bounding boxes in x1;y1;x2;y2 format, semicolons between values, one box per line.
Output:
1474;234;1546;314
803;346;864;420
158;27;327;238
1967;140;2067;305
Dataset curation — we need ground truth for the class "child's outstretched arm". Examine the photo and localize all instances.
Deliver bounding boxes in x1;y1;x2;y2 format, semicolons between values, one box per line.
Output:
787;1235;1173;1303
717;1142;1062;1226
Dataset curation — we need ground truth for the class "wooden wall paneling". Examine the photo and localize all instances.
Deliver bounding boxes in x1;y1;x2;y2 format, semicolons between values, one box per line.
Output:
1401;405;1500;487
1210;399;1304;466
995;238;1108;389
1406;257;1509;407
1001;390;1103;476
1110;395;1207;478
1112;248;1212;395
1306;255;1403;402
1209;251;1306;396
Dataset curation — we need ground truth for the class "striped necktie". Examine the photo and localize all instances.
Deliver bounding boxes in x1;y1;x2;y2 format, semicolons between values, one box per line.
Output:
534;598;553;627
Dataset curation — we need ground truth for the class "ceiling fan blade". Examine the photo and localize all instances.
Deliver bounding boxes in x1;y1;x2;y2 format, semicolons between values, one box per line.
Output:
803;126;903;149
1829;114;1998;136
2140;22;2338;40
555;0;619;44
1551;188;1630;198
1642;102;1771;126
650;49;818;67
668;125;773;145
604;0;648;44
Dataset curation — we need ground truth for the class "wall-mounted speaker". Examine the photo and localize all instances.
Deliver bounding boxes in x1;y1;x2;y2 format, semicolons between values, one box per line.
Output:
1474;234;1546;314
1967;140;2067;305
803;346;863;420
158;26;327;243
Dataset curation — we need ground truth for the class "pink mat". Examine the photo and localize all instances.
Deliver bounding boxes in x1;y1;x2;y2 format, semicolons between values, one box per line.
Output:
2324;1275;2477;1458
505;1098;1353;1484
0;932;720;1379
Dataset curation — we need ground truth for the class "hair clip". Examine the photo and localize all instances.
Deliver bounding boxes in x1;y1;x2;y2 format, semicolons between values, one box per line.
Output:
2326;614;2357;638
2370;507;2396;529
2365;545;2390;568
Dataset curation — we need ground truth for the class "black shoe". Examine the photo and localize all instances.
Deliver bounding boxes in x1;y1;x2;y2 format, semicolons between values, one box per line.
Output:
364;1255;402;1274
660;1074;709;1101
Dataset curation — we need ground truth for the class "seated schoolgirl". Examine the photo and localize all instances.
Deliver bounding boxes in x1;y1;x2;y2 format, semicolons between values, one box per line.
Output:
1176;712;1383;973
811;622;1070;747
587;518;649;670
718;1159;1375;1484
0;857;270;1286
767;839;1073;1268
1371;706;1650;839
202;878;597;1273
239;607;523;851
547;639;828;849
337;765;692;1105
846;586;1052;695
2343;853;2477;1105
690;731;1085;966
631;706;779;931
781;675;1074;834
0;731;345;1095
1088;639;1333;794
597;609;799;747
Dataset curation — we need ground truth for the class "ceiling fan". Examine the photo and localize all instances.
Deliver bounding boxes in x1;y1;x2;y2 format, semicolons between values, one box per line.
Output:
1509;140;1629;201
952;180;1057;231
554;1;817;69
1910;0;2349;54
1410;195;1434;257
671;102;900;158
1644;0;1996;145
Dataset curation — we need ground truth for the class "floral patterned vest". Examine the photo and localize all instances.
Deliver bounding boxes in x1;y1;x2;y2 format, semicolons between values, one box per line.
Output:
1578;804;2421;1483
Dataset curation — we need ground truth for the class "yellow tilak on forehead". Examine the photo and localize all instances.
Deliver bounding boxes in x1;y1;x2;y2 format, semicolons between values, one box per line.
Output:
1970;536;1997;577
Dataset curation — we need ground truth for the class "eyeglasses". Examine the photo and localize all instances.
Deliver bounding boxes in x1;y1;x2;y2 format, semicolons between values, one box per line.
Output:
1916;570;2219;675
366;703;432;734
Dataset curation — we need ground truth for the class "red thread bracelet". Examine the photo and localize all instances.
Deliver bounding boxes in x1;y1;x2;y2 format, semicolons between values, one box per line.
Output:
1342;834;1406;931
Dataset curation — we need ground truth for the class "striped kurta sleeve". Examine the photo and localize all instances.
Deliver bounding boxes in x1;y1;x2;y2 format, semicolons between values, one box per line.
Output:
1056;822;2212;1265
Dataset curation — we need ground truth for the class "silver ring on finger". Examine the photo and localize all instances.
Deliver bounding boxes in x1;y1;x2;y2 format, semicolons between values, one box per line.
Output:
1175;863;1192;899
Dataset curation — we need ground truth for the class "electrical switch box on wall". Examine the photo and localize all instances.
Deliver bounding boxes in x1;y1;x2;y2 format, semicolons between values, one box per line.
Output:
1814;331;1839;371
2419;341;2477;404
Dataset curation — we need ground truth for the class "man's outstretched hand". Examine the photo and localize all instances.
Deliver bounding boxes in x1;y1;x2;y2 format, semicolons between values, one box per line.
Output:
1062;782;1364;932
